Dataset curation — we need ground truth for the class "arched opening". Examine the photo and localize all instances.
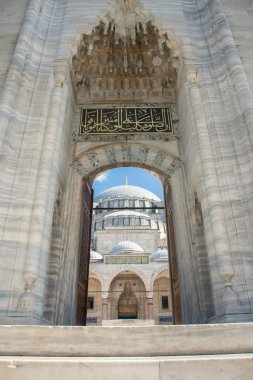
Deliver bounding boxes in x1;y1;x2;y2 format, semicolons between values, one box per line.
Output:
80;166;178;325
109;270;147;320
86;275;103;325
153;270;172;325
118;281;138;319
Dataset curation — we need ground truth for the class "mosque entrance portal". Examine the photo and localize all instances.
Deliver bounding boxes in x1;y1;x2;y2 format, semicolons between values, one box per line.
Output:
65;0;212;327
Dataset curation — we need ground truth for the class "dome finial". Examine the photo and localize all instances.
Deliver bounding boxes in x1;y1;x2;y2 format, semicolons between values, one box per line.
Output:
125;177;128;186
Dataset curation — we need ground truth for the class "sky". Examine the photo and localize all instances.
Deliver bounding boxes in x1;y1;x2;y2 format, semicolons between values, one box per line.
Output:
93;167;163;199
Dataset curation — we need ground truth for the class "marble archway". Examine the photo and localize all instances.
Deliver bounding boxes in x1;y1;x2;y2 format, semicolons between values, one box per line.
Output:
45;0;215;326
71;143;181;181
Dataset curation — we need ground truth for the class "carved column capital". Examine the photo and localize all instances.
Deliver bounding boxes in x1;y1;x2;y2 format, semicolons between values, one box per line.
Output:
70;159;88;178
186;70;198;84
54;65;67;87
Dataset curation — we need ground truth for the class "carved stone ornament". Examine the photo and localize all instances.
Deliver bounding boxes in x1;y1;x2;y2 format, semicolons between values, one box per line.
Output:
72;0;179;103
54;65;67;87
70;160;88;177
166;158;181;176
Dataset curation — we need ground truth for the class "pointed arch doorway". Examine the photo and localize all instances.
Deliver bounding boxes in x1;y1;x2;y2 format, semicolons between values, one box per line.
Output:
71;0;182;326
75;166;181;325
118;282;138;319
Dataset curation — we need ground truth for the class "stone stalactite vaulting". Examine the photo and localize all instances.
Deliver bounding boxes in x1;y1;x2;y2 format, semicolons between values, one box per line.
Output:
72;0;179;103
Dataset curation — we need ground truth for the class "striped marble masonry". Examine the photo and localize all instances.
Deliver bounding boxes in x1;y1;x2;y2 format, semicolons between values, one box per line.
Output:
0;0;253;325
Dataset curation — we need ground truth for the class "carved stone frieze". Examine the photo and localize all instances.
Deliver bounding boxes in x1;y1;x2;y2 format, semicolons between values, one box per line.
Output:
72;143;180;178
121;145;132;162
105;146;117;164
153;152;166;168
70;160;88;177
88;151;100;168
166;158;181;176
138;146;149;165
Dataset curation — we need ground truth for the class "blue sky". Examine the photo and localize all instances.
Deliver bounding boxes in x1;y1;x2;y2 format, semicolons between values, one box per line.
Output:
93;167;163;199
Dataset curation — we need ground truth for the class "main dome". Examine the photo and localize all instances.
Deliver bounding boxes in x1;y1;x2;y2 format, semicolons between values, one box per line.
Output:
95;185;161;202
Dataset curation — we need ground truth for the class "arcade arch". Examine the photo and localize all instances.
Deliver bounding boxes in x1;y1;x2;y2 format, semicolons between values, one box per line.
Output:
73;164;182;325
86;275;103;325
108;270;147;320
153;270;172;325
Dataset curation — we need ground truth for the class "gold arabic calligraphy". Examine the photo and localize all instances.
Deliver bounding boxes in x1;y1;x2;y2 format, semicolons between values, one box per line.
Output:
80;107;173;135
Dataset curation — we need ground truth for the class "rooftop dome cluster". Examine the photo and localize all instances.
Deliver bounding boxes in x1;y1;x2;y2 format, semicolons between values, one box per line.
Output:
90;246;168;262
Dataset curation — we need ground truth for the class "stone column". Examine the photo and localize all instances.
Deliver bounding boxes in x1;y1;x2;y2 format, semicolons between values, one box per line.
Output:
211;1;253;147
147;298;154;320
18;66;67;312
0;0;43;152
102;298;109;320
187;71;236;312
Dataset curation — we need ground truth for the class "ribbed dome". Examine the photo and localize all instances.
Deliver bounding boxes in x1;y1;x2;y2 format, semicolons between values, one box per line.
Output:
90;250;103;262
150;248;168;261
95;185;160;202
111;241;144;253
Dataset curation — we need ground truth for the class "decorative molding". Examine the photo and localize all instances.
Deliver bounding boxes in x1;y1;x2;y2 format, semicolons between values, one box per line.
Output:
72;143;180;178
88;151;100;168
54;65;68;87
138;146;149;165
70;160;88;177
166;158;181;176
121;145;132;162
153;152;166;168
105;146;117;164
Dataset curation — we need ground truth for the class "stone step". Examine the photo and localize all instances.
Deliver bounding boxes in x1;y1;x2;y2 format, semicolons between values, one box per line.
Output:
0;323;253;357
1;324;253;379
1;354;253;380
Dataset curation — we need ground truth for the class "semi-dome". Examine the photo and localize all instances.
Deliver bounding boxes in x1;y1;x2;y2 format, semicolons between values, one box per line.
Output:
111;241;144;254
150;248;168;261
90;250;103;262
95;185;160;202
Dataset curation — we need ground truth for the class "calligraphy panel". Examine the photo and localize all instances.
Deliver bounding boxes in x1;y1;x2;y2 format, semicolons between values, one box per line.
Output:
80;106;173;135
105;256;149;264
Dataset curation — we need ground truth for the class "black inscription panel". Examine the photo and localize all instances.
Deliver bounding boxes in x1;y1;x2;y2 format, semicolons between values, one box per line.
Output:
80;107;173;135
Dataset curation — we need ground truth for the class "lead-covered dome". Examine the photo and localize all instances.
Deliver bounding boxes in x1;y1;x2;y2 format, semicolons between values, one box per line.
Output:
150;248;168;261
90;250;103;262
95;185;160;202
111;241;144;254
